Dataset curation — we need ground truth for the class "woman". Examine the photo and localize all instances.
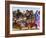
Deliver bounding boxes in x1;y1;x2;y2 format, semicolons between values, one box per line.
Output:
35;10;40;29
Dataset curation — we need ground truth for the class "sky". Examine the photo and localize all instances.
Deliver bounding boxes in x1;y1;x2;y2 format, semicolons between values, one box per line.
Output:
12;7;40;11
12;7;40;14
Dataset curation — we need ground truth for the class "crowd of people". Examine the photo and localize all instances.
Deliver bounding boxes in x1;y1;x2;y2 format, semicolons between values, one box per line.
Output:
13;9;40;30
